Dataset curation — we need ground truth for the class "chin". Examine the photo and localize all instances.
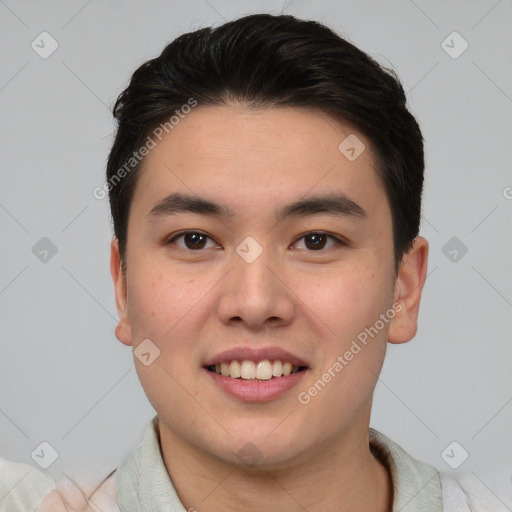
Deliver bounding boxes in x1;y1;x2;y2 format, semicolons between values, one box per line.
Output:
204;428;310;469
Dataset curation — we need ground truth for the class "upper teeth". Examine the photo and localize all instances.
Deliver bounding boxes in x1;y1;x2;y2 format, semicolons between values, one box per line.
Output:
212;360;301;380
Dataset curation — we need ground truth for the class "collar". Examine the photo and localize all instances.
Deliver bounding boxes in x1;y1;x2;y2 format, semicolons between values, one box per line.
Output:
369;428;442;511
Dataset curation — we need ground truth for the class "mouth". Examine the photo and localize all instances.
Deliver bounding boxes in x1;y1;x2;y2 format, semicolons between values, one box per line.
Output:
203;347;310;402
205;359;308;380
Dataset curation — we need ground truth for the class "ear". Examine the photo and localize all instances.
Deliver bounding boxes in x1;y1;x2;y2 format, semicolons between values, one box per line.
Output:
110;238;133;346
388;236;429;344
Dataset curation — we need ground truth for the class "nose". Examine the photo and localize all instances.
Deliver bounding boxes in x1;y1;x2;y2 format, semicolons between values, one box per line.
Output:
217;243;295;331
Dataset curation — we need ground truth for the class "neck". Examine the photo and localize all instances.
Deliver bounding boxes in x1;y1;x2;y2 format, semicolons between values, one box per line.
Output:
159;421;393;512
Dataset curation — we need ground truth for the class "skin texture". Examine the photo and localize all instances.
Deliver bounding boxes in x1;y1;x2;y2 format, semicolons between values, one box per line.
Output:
111;104;429;512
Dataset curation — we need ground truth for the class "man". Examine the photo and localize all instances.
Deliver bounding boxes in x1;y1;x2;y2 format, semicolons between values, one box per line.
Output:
5;12;500;512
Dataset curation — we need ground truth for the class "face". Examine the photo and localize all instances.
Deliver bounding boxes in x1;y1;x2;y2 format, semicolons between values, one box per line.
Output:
111;104;426;468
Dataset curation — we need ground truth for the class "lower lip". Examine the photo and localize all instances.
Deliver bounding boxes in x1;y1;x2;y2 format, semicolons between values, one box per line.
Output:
204;368;308;402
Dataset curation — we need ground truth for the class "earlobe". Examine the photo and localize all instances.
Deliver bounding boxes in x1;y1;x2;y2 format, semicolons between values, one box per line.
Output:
388;236;429;345
110;238;133;346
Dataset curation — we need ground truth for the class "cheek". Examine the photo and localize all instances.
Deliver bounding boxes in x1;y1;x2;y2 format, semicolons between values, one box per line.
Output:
126;256;220;373
299;271;390;428
126;265;207;414
304;265;392;343
126;263;197;344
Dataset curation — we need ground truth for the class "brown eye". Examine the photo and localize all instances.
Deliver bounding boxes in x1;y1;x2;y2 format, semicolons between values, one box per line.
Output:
292;232;344;251
166;231;218;250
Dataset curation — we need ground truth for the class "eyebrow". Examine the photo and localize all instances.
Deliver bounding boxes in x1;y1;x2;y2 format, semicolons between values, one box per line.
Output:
147;192;367;222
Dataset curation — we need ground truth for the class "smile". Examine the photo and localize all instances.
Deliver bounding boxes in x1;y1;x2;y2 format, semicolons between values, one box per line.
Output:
207;359;307;380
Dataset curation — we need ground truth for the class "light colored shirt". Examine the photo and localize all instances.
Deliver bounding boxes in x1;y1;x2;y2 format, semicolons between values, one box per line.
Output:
1;415;508;511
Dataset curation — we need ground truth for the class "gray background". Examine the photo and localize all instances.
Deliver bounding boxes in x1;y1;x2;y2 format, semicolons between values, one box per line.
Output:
1;0;511;502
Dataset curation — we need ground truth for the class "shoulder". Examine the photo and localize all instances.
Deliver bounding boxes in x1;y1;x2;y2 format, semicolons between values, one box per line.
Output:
439;472;512;512
369;429;512;511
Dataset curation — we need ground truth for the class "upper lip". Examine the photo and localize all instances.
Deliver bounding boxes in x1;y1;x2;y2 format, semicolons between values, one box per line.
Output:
203;346;309;368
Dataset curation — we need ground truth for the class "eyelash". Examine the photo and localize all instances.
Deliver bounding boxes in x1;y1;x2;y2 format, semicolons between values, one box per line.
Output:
164;230;347;252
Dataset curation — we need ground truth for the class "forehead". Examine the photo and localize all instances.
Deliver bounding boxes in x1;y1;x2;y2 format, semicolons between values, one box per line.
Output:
131;105;388;224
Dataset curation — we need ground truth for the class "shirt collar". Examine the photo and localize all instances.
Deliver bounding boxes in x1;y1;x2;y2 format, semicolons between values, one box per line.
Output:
369;428;443;511
117;415;186;512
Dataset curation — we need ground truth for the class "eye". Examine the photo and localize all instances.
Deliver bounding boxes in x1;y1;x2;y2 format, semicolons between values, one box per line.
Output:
291;231;345;251
165;230;346;252
165;231;220;251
